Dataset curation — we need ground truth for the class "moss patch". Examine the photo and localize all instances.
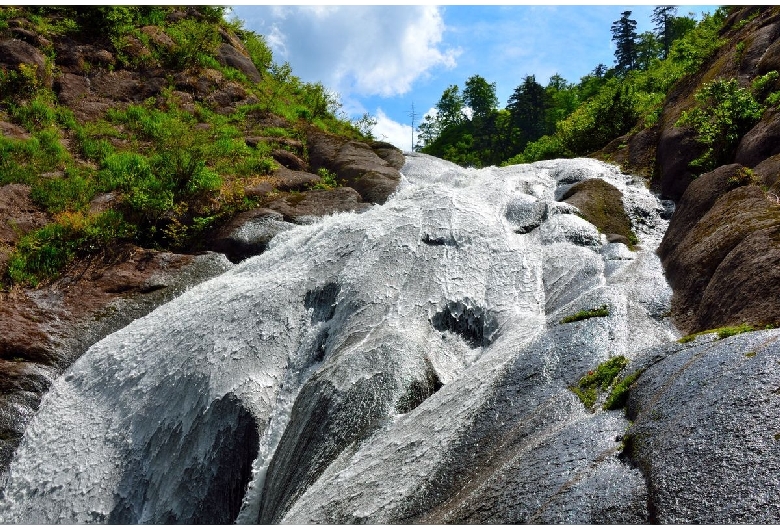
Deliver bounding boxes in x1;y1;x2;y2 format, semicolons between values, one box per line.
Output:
560;304;610;324
678;323;776;343
561;179;639;250
570;355;628;410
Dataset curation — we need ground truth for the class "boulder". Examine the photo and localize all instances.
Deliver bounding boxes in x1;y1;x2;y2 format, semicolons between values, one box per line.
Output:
208;209;294;262
0;38;50;87
625;329;780;523
659;164;780;333
561;178;635;246
271;149;307;171
655;125;701;201
307;131;402;204
369;140;406;169
216;43;261;83
272;166;320;191
266;187;372;223
54;73;91;105
735;109;780;168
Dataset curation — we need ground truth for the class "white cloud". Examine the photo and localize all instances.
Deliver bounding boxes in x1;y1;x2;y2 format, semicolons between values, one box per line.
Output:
371;109;414;152
232;6;459;98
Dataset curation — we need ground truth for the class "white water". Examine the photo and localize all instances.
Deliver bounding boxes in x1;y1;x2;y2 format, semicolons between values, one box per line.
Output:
0;154;676;523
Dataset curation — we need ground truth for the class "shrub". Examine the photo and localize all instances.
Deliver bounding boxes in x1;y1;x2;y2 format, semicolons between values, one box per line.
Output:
310;167;340;190
7;210;134;286
676;78;763;172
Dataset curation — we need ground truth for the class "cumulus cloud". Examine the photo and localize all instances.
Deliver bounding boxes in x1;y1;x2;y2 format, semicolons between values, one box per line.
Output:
231;6;459;98
371;109;415;152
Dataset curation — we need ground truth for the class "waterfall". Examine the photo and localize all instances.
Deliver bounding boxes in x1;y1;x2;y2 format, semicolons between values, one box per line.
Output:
0;154;676;523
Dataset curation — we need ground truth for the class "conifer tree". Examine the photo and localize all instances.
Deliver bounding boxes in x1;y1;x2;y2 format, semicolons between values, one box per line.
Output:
611;10;638;74
652;6;677;59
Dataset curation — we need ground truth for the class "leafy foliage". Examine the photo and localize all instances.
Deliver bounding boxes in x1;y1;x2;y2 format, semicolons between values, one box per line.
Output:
676;78;763;172
417;7;729;168
0;6;371;286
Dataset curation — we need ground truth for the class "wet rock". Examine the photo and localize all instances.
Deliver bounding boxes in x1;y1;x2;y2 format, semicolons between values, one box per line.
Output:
266;187;372;223
504;195;547;233
626;329;780;523
208;209;294;262
0;249;232;475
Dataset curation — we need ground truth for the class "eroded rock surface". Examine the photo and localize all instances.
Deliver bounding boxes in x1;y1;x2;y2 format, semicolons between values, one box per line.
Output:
625;329;780;523
0;156;676;524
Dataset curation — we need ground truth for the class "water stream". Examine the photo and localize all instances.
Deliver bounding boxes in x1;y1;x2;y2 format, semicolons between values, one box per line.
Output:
0;154;677;523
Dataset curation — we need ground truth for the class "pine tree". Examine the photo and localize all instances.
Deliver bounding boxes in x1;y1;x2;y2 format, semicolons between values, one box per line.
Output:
652;6;677;60
507;75;548;145
611;10;638;74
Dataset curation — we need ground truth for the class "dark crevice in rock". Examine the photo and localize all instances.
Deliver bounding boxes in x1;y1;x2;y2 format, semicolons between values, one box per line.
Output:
108;393;259;524
259;372;394;524
421;233;458;247
396;359;443;414
304;283;340;324
431;300;498;348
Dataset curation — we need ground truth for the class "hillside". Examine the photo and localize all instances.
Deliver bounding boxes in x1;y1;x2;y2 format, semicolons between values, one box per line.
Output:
0;6;402;471
600;6;780;334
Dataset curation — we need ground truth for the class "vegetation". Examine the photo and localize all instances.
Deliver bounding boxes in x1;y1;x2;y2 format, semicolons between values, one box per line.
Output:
570;355;629;410
0;6;373;287
677;323;776;344
676;79;763;172
417;6;731;168
560;304;610;324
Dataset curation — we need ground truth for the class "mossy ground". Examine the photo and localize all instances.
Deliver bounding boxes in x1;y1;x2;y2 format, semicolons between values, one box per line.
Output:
570;355;643;411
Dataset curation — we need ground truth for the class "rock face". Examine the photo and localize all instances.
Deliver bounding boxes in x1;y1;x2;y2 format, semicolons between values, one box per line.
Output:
658;164;780;333
624;329;780;523
0;156;679;524
307;130;402;204
0;249;232;474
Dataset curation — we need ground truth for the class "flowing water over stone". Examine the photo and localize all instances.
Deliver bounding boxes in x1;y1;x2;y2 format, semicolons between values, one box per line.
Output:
0;154;678;523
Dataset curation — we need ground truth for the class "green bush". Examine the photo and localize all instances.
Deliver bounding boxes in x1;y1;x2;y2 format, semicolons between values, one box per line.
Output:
676;78;763;172
165;18;221;69
7;210;134;286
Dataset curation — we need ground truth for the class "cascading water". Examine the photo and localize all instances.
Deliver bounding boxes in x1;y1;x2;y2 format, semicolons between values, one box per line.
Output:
0;154;677;524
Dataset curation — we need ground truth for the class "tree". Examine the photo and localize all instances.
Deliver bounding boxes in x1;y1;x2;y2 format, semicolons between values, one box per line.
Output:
507;75;548;145
652;6;677;59
436;84;465;128
635;31;662;70
463;75;498;120
611;10;638;74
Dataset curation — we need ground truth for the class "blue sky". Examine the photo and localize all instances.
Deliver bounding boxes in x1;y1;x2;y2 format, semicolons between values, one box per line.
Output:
228;5;715;152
